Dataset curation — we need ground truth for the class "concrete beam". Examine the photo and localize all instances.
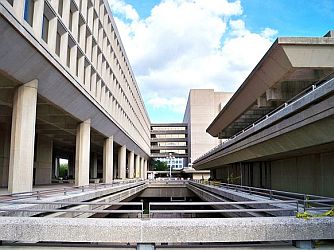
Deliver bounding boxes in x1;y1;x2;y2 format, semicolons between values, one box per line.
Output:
0;216;332;243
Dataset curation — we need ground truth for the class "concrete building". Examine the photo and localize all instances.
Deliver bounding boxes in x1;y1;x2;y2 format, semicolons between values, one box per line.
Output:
150;123;188;170
194;31;334;197
0;0;150;193
183;89;233;165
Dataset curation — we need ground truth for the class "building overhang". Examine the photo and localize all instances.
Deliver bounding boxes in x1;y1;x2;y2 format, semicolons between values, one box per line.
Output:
207;36;334;138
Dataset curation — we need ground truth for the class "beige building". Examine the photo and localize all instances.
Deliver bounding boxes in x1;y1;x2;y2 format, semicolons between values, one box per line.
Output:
0;0;150;193
183;89;233;165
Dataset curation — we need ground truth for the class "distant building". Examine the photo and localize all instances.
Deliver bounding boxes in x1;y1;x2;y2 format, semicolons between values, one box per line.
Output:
150;123;188;170
183;89;233;165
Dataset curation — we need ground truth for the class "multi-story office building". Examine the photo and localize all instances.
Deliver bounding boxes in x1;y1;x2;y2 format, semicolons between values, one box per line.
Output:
0;0;151;193
150;123;188;170
183;89;233;165
194;31;334;197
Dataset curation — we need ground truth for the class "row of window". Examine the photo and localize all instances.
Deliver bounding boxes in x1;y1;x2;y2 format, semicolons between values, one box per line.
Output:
151;126;187;131
152;142;187;147
5;0;151;149
153;134;187;139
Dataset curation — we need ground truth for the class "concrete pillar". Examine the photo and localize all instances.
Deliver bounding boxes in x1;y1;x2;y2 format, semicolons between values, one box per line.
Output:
75;119;90;186
135;155;140;178
47;17;58;52
8;80;38;193
32;0;44;38
13;0;25;19
103;137;113;183
128;151;134;179
118;145;126;179
35;136;53;185
140;158;144;179
144;159;148;180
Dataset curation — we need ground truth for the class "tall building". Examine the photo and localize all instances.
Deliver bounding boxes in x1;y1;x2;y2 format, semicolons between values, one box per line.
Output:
183;89;233;165
0;0;150;193
150;123;188;170
194;31;334;197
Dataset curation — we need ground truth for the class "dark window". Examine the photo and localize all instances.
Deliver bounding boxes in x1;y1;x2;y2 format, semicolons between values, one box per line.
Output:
24;0;34;26
58;0;63;17
42;15;49;42
55;31;61;56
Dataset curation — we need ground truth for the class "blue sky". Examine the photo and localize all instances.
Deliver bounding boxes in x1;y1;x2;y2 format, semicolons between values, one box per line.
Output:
108;0;334;123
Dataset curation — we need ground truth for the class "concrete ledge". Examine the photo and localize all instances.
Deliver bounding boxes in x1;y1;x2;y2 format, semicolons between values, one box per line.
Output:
0;217;333;243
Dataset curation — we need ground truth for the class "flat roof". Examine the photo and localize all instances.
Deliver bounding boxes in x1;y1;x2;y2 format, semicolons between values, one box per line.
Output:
207;36;334;137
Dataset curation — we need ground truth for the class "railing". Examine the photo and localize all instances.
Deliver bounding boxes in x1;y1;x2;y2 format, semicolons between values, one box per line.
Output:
0;179;144;202
194;73;334;163
148;200;298;218
0;201;144;218
192;180;334;213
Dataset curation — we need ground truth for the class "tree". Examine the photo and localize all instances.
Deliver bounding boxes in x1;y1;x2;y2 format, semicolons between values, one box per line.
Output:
151;159;168;171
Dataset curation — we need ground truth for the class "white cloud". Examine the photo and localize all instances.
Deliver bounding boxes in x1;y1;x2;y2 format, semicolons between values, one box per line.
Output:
108;0;277;121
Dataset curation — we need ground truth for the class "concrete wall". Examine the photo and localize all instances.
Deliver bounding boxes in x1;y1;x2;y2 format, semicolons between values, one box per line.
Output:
213;150;334;197
271;151;334;197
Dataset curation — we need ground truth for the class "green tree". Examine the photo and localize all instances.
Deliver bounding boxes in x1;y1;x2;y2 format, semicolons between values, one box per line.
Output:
151;160;168;171
59;163;69;178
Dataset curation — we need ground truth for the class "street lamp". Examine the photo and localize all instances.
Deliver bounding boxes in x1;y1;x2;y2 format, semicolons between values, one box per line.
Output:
167;153;175;179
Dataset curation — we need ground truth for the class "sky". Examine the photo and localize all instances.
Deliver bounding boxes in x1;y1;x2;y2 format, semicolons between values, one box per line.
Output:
108;0;334;123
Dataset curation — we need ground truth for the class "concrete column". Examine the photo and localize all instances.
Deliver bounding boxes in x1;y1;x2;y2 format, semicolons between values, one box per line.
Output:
78;55;85;84
75;119;90;186
118;145;126;179
144;160;148;180
62;0;71;27
47;17;58;52
135;155;140;178
84;64;91;90
8;80;38;193
13;0;25;19
32;0;44;38
140;157;144;179
128;151;134;179
35;136;53;185
70;45;78;75
60;33;69;66
72;10;79;40
103;137;113;183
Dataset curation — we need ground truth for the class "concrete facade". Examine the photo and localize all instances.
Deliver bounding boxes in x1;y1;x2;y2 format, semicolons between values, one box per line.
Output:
183;90;233;165
0;0;150;193
194;31;334;197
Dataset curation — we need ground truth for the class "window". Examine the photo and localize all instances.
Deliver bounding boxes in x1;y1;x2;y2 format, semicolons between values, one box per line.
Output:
66;45;71;67
42;15;49;42
69;9;73;32
24;0;34;26
55;31;61;56
58;0;63;17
